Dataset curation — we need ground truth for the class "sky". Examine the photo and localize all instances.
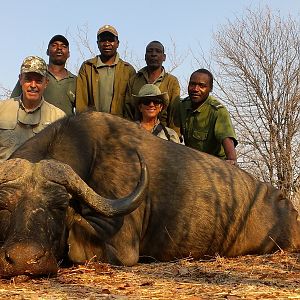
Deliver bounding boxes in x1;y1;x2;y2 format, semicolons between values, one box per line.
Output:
0;0;299;95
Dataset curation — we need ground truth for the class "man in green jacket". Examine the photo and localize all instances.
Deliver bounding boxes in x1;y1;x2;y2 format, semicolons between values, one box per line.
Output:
177;68;238;164
75;25;135;116
124;40;180;135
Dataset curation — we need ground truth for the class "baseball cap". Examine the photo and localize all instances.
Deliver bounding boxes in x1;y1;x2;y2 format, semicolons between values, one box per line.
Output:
20;56;48;77
48;34;69;47
97;25;118;38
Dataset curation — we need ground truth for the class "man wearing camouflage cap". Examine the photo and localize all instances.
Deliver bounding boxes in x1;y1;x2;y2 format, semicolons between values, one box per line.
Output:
0;56;66;161
75;25;135;116
11;35;76;116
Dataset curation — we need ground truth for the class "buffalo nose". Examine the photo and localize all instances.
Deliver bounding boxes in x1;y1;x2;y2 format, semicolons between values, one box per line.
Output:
5;243;44;264
0;242;58;278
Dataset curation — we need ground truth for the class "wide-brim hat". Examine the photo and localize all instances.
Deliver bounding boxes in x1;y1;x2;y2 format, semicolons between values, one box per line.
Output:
133;84;169;106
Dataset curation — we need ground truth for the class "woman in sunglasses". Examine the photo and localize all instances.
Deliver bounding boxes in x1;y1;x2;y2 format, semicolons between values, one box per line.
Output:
133;84;180;143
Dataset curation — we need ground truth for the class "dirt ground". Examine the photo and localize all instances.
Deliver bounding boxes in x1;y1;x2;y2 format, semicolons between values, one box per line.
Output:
0;251;300;299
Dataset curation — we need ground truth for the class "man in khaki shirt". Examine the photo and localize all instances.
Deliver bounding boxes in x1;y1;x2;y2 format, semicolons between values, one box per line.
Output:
0;56;65;161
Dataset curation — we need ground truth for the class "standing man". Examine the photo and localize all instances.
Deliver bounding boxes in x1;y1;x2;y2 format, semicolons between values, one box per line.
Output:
75;25;135;116
0;56;66;161
124;40;181;135
177;68;238;164
11;35;76;116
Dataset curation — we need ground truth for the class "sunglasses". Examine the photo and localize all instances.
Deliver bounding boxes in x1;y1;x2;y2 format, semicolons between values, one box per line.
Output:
140;98;163;106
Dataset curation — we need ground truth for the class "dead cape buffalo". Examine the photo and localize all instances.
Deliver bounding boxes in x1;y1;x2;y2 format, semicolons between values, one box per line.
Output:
0;111;300;278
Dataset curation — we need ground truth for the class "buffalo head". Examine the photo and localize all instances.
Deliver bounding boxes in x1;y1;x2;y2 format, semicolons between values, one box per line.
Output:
0;155;148;278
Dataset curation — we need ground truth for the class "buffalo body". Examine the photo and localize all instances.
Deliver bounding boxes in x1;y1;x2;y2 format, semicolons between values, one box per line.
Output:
0;111;299;277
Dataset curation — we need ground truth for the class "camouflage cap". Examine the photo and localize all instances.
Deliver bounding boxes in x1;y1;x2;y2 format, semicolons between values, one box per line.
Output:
20;56;47;77
97;25;118;38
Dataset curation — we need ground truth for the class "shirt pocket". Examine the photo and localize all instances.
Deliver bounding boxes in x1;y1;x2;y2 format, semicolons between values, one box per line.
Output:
0;128;18;160
193;130;208;141
0;120;17;150
0;120;16;130
191;131;208;151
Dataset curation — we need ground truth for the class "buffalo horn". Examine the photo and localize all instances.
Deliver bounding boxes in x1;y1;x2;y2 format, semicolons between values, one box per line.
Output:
38;153;148;217
0;158;32;183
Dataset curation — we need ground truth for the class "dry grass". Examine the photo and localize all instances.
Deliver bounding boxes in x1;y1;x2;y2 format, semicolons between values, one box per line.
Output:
1;251;300;299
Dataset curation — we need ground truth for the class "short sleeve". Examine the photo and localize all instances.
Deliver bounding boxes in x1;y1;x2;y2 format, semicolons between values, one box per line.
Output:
214;107;237;146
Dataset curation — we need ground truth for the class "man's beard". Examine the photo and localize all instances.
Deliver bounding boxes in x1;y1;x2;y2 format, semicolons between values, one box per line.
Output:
51;58;66;66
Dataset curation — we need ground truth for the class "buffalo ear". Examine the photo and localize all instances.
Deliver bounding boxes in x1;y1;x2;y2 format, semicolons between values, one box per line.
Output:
66;205;123;240
66;205;124;263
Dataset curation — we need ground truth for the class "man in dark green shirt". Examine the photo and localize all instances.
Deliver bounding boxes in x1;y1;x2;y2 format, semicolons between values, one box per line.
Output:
177;69;238;164
11;35;76;116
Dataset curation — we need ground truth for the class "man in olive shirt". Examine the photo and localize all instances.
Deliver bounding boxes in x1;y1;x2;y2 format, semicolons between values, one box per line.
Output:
75;25;135;116
11;35;76;116
177;68;238;164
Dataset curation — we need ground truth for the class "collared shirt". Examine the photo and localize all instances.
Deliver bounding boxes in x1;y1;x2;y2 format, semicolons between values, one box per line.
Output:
18;98;44;125
19;97;43;113
0;97;65;161
139;67;165;86
96;53;119;112
10;69;76;116
179;95;237;159
44;70;76;115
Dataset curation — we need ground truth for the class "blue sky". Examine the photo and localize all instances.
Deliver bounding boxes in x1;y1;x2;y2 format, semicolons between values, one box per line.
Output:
0;0;299;94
